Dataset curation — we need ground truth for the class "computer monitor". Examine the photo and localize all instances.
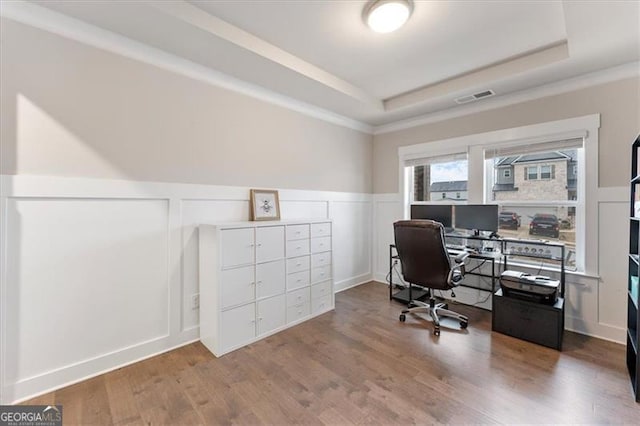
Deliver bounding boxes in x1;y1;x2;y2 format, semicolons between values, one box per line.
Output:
454;204;498;233
410;204;453;228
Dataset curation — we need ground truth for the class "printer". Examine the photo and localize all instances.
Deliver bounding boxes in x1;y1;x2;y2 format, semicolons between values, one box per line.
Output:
500;270;560;304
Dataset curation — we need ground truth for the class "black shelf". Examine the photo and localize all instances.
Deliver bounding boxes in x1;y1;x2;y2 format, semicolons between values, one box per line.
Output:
627;134;640;403
630;328;638;355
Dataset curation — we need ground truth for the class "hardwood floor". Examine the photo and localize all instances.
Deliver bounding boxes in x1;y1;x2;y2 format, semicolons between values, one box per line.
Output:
24;281;639;424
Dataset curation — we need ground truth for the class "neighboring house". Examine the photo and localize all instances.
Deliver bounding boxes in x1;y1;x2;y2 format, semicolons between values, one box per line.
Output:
429;181;468;201
492;151;577;201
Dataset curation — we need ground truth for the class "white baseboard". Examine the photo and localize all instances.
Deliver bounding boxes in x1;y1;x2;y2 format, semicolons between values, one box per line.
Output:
335;273;373;293
8;331;199;405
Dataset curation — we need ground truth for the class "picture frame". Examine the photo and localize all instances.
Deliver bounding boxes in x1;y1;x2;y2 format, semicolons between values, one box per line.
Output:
249;189;281;221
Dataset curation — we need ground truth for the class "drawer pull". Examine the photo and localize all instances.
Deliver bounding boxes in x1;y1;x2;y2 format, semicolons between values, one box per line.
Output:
296;263;301;266
297;295;302;300
320;259;324;262
250;281;255;286
320;272;325;276
258;243;262;247
297;279;301;283
257;280;262;285
296;231;301;234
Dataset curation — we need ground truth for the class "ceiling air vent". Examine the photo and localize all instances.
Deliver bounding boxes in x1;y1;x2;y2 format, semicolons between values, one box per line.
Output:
454;89;495;104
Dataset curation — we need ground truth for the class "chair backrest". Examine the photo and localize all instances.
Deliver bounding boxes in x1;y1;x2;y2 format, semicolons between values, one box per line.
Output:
393;220;453;290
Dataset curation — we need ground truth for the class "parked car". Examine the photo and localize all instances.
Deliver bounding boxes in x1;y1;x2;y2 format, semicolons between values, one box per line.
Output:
529;214;560;238
499;211;521;229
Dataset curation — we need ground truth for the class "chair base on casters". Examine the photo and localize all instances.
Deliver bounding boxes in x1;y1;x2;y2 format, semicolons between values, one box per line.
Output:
399;297;468;336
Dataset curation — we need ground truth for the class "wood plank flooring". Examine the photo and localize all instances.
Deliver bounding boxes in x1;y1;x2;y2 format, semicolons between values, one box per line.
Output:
24;282;640;424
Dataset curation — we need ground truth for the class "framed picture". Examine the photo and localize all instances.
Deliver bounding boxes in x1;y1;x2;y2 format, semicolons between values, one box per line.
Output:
249;189;281;221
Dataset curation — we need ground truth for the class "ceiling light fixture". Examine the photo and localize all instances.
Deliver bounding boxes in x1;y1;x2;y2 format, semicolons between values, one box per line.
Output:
364;0;413;34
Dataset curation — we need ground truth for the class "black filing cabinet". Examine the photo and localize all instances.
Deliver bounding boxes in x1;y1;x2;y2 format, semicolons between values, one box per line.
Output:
492;289;564;350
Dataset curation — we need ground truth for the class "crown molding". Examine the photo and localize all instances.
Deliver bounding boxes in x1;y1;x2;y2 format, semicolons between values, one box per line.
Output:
0;1;374;134
374;61;640;135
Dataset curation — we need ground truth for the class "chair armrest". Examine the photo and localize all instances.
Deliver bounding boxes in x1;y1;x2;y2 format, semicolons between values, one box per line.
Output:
453;251;470;264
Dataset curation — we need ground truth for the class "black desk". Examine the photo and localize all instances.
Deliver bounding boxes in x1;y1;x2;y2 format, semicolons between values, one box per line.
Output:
388;240;505;305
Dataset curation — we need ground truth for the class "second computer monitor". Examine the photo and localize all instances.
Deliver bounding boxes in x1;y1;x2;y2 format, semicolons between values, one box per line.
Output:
454;204;498;233
410;204;453;228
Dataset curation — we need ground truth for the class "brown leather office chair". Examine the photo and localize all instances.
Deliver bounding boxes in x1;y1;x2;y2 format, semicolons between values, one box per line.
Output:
393;220;469;336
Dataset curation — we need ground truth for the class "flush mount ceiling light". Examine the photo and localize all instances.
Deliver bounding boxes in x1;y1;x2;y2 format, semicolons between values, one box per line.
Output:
364;0;414;33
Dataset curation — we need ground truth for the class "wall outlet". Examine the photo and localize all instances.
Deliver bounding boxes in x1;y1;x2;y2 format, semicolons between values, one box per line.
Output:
191;293;199;310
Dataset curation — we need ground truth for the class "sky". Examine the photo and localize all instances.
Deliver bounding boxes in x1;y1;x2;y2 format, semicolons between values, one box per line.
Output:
431;160;468;183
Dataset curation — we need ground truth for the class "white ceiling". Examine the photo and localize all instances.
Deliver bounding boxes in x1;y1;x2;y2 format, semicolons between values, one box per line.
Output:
14;1;640;127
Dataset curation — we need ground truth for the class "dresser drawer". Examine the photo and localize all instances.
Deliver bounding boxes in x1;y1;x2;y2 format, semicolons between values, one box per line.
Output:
286;270;310;291
286;256;310;274
311;222;331;238
311;252;331;269
286;224;310;241
287;302;311;323
311;265;331;284
310;237;331;253
286;287;310;307
311;295;332;314
286;239;310;258
311;280;332;300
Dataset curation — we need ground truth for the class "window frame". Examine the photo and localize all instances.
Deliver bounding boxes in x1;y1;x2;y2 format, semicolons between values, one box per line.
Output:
399;114;600;276
503;169;511;178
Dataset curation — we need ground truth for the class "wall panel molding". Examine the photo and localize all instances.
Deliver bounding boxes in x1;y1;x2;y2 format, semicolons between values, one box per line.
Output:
0;174;372;404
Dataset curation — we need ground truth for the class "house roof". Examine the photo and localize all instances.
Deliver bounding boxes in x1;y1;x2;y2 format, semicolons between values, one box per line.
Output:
430;181;467;192
496;150;575;166
493;183;518;192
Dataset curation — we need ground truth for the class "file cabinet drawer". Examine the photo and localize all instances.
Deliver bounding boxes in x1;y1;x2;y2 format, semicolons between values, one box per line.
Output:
286;270;310;291
311;265;331;284
311;280;332;300
287;256;310;274
311;222;331;238
286;287;310;307
311;295;332;314
286;224;310;241
311;252;331;269
286;239;310;258
311;237;331;253
287;302;311;323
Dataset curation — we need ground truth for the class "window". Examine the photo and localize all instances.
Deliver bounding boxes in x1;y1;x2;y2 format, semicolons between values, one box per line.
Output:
540;165;555;180
456;192;461;199
405;153;468;203
503;169;511;178
525;166;538;180
400;115;598;274
487;146;581;270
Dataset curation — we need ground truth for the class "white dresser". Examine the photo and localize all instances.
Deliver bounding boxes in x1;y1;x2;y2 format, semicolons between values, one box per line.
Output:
199;219;334;356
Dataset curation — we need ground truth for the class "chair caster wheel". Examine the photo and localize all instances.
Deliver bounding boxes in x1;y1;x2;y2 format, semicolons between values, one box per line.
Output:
399;314;406;322
434;327;440;336
460;320;468;329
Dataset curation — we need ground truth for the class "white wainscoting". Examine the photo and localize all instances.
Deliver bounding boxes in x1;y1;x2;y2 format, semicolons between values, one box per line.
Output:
0;175;372;404
372;189;628;344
